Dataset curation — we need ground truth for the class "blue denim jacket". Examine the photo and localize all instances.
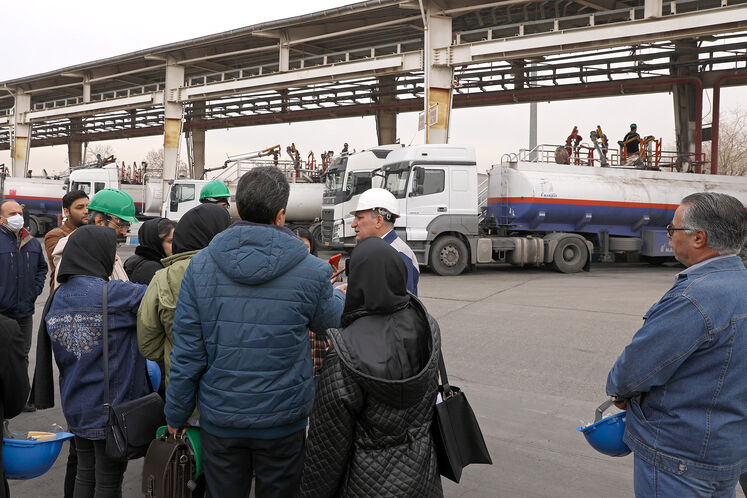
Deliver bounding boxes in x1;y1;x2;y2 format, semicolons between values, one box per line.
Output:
607;255;747;480
47;276;149;439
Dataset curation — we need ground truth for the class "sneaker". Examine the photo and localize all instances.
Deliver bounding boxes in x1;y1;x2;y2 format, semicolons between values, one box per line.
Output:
23;402;36;413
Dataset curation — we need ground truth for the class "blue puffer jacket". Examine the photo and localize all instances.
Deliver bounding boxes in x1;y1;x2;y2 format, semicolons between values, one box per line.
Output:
165;222;345;439
0;226;47;319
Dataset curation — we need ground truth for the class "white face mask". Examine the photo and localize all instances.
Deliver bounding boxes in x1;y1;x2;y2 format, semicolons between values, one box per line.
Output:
5;214;24;232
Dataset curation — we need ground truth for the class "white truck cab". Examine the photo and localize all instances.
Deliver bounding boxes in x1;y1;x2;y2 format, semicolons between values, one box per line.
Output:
320;144;403;248
380;144;480;268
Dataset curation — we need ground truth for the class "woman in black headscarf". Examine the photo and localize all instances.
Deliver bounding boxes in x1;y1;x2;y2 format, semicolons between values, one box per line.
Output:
300;236;443;497
137;204;231;391
47;225;149;498
124;217;176;285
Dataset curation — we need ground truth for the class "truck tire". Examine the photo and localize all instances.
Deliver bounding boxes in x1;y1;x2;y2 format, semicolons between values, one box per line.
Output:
551;237;587;273
28;216;41;237
429;236;468;276
309;223;323;253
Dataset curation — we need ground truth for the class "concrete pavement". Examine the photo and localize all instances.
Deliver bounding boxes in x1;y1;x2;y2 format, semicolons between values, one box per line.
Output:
8;249;683;497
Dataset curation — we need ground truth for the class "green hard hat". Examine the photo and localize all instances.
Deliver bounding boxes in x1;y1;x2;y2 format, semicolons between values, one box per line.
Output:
200;180;231;201
87;189;138;223
630;123;637;129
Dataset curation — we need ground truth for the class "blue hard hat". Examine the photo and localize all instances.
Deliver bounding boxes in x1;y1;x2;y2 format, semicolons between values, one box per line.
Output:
576;400;631;457
146;360;161;392
2;432;74;479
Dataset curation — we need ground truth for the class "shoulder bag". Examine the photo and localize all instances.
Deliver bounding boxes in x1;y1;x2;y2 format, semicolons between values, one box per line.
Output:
432;350;493;483
102;281;166;461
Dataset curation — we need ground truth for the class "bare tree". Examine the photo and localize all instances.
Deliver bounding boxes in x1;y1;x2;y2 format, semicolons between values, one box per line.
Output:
143;148;188;178
712;108;747;176
84;143;115;165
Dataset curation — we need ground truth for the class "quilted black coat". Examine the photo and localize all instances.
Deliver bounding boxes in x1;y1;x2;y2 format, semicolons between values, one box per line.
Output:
299;296;443;497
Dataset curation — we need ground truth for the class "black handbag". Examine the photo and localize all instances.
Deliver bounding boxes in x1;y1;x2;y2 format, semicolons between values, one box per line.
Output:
101;281;166;461
432;351;492;483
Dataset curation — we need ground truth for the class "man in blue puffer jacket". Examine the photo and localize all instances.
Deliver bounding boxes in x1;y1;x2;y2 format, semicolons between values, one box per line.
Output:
165;166;345;498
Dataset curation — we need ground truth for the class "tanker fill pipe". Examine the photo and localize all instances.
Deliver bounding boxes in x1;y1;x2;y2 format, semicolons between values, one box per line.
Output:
458;76;703;172
710;73;747;175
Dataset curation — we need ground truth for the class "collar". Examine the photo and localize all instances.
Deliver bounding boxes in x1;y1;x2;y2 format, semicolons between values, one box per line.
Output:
0;224;25;240
676;254;741;280
229;220;295;237
381;229;398;243
61;219;77;235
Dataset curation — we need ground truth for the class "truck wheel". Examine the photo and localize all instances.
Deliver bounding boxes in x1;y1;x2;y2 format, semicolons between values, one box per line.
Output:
551;237;587;273
28;217;41;237
309;223;323;252
429;236;468;276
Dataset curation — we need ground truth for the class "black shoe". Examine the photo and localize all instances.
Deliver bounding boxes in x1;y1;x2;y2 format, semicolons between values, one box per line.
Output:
23;402;36;412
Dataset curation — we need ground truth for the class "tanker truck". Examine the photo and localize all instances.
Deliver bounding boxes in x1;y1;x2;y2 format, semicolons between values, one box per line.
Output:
346;144;747;275
0;171;65;236
164;151;327;242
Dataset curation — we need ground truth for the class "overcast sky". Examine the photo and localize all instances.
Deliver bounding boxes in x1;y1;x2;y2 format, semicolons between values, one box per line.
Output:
1;0;745;173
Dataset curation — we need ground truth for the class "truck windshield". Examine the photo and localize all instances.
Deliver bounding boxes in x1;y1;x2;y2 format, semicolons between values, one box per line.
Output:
383;165;409;199
325;169;345;193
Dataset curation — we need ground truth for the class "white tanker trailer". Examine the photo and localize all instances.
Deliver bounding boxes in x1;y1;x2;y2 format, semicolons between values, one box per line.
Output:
372;144;747;275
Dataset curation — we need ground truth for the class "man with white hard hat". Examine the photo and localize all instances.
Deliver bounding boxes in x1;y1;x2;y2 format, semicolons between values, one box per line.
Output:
350;188;419;295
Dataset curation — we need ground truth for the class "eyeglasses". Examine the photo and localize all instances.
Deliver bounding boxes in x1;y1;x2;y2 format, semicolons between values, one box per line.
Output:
665;224;693;236
109;218;131;231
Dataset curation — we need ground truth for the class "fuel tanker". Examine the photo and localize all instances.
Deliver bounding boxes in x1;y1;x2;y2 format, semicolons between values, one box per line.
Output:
367;144;747;275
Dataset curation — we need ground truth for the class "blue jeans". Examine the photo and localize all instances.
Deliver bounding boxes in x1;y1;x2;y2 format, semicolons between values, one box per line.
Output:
634;454;739;498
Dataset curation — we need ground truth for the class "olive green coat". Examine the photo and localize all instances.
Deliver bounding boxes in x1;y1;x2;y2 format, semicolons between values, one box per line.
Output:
137;250;198;387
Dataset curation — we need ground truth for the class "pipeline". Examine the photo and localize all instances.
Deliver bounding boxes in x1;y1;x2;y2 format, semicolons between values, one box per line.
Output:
709;73;747;175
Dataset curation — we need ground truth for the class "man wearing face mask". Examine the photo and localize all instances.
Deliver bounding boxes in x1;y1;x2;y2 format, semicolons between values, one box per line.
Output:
51;189;138;289
0;199;48;412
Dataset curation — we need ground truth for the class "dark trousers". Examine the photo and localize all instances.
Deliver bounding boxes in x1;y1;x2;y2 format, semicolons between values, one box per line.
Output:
64;435;78;498
740;473;747;497
10;316;33;375
201;429;305;498
73;436;128;498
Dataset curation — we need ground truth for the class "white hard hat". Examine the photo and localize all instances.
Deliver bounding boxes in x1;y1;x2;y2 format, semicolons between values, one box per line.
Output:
350;188;400;217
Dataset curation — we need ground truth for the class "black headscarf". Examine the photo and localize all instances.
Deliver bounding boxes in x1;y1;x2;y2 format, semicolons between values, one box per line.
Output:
171;203;231;255
57;225;116;283
134;217;168;261
341;236;411;327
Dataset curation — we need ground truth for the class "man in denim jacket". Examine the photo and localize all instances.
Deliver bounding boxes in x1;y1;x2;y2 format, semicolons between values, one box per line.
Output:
607;192;747;497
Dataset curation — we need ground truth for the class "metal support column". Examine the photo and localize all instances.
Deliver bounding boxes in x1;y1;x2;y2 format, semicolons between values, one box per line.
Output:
671;39;699;170
162;57;185;188
425;7;452;144
192;101;206;179
67;118;83;167
376;76;398;145
10;91;31;177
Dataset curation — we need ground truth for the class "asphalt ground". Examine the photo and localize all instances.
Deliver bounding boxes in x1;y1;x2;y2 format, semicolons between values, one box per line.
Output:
8;245;688;497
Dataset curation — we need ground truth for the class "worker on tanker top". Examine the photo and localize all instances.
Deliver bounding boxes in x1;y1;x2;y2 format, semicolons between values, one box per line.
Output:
622;123;641;157
51;189;138;289
351;188;419;296
44;190;89;291
199;180;231;209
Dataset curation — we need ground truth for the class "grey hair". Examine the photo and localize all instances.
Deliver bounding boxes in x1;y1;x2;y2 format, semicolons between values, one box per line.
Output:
681;192;747;255
368;208;395;228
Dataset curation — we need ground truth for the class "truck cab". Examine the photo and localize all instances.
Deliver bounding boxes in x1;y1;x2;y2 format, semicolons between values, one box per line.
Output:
162;179;216;221
68;166;120;197
380;144;480;271
320;145;402;249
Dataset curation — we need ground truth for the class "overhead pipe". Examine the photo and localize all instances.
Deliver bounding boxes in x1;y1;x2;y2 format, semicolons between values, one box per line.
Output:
709;73;747;175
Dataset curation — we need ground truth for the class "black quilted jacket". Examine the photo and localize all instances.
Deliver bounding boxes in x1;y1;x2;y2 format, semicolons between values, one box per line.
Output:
299;297;443;497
